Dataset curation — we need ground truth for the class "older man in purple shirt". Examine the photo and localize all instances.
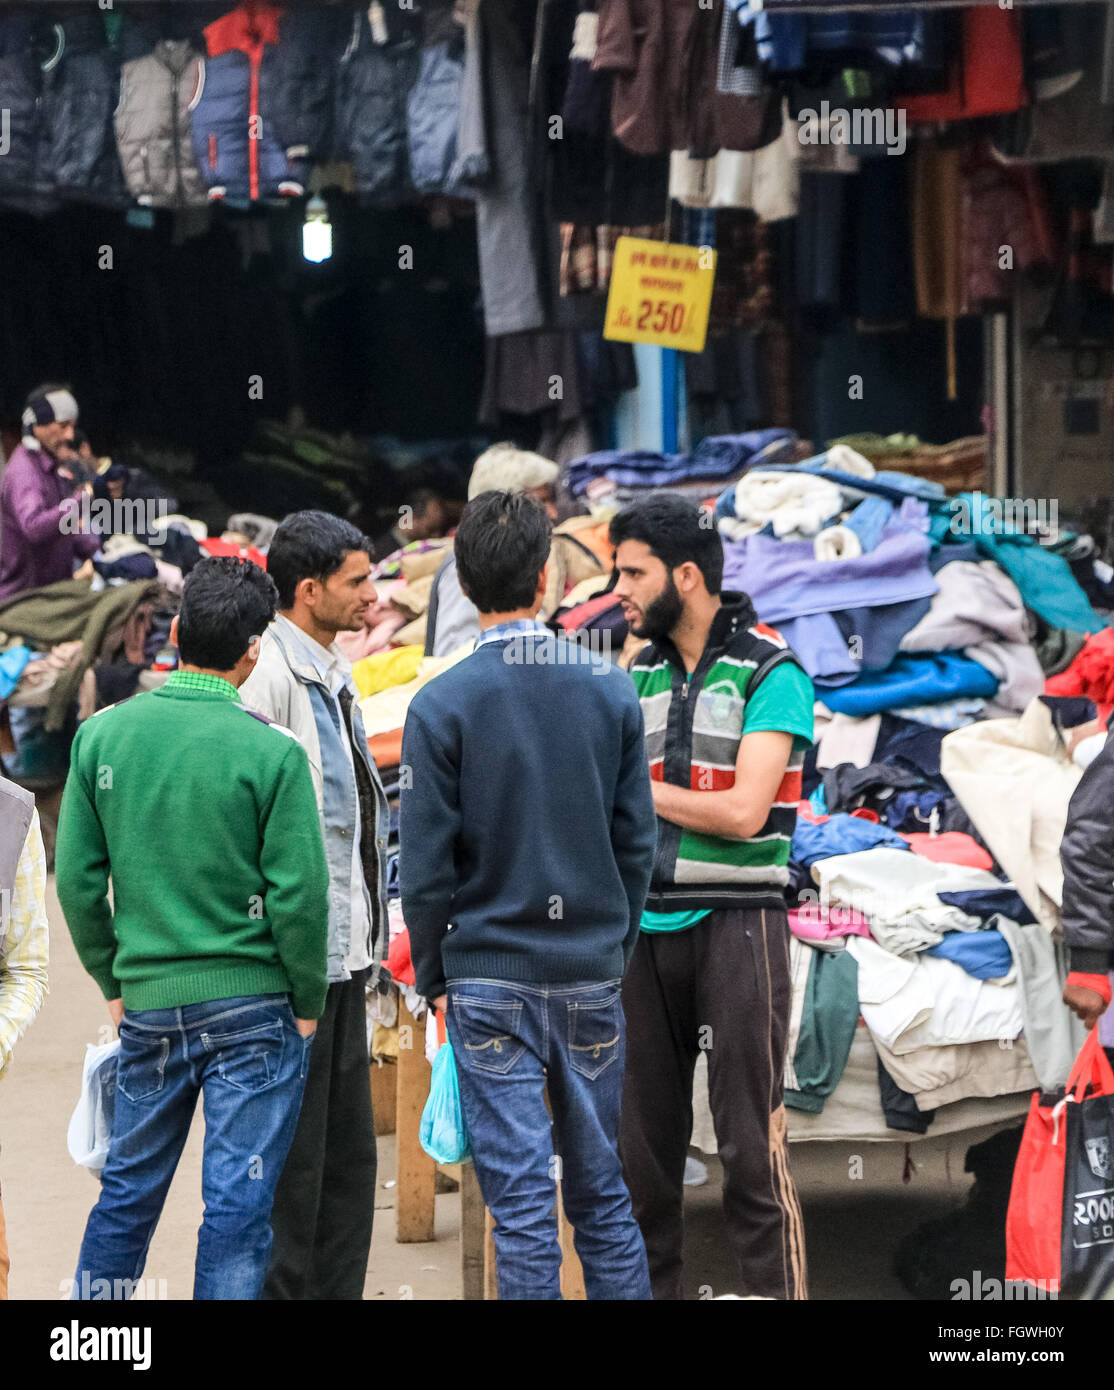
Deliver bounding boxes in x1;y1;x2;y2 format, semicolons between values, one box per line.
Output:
0;385;98;601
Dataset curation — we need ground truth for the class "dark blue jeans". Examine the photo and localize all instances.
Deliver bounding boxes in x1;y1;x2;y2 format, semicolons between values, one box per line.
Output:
73;993;312;1301
446;978;651;1301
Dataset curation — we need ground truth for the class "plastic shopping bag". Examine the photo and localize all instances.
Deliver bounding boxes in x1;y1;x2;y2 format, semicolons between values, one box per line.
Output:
66;1039;120;1175
1005;1090;1068;1292
1006;1029;1114;1295
1061;1034;1114;1296
419;1042;471;1165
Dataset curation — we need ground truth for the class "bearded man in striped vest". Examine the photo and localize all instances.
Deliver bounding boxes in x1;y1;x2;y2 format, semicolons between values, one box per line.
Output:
611;492;813;1301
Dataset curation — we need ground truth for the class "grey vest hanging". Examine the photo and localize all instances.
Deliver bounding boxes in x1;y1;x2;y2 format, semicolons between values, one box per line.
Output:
115;39;207;209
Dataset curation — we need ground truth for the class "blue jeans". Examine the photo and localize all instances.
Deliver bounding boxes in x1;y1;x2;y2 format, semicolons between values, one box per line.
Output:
73;994;312;1301
446;978;651;1301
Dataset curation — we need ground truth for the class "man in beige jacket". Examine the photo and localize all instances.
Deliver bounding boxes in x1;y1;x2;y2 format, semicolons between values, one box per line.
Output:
0;777;50;1299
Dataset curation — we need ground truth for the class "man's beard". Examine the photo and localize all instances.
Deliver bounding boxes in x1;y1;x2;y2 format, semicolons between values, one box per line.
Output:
329;607;366;633
633;572;684;643
315;598;364;633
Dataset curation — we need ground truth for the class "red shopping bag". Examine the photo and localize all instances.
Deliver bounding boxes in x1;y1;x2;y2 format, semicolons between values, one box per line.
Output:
1005;1030;1114;1292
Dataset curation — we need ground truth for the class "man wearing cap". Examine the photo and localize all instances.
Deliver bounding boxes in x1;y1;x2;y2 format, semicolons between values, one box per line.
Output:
0;385;97;601
425;443;559;657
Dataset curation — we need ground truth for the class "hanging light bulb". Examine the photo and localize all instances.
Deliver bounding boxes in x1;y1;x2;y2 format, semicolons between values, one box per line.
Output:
303;195;332;263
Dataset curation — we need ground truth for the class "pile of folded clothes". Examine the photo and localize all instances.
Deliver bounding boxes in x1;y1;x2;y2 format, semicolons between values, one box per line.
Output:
564;428;799;503
705;444;1114;1135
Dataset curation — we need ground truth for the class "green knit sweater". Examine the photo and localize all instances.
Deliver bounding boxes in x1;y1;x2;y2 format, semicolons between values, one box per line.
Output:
56;671;330;1018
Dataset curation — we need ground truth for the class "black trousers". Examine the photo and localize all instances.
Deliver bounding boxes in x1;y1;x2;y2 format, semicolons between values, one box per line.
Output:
263;970;377;1300
619;907;808;1301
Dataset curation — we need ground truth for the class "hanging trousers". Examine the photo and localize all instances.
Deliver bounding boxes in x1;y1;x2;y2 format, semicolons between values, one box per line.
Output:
263;970;376;1300
619;906;808;1301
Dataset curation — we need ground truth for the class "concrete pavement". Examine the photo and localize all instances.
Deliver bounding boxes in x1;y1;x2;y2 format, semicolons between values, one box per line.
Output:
1;878;980;1301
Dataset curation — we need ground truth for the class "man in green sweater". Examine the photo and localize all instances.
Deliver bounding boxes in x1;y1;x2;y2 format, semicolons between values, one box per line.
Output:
56;556;329;1301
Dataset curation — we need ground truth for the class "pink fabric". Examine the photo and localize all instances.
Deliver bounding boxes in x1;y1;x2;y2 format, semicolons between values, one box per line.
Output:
901;831;993;871
334;591;409;662
797;801;881;826
788;903;871;942
335;612;408;662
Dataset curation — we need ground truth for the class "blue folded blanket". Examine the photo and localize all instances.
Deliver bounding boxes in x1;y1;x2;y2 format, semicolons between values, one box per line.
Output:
792;813;910;866
567;429;796;496
926;929;1013;980
818;652;999;718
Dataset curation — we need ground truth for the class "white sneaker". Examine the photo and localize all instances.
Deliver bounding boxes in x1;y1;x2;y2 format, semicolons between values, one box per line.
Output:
683;1156;708;1186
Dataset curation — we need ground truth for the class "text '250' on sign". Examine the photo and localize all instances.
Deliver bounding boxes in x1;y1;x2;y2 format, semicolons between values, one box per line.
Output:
603;237;717;354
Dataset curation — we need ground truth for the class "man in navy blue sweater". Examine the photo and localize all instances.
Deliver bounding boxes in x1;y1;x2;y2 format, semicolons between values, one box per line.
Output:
400;490;657;1300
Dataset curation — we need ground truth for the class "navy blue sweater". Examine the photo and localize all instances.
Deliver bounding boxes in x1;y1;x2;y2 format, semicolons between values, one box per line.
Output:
399;633;657;999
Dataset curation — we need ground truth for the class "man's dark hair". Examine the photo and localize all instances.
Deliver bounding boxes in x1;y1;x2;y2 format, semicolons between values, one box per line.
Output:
177;557;278;671
455;490;552;614
266;510;371;608
408;487;442;514
609;493;723;595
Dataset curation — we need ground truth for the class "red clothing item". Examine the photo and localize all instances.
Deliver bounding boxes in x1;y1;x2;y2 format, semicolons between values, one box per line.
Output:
367;728;404;770
900;9;1026;124
901;831;993;871
204;1;282;56
1046;628;1114;715
203;2;284;202
199;537;268;570
386;925;416;989
1066;972;1112;1004
962;152;1054;312
557;593;622;631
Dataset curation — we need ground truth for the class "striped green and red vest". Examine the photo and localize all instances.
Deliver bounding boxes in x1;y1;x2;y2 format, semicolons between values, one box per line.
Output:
629;592;805;912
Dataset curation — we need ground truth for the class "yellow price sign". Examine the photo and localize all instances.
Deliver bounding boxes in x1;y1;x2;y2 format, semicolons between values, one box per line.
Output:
603;236;717;355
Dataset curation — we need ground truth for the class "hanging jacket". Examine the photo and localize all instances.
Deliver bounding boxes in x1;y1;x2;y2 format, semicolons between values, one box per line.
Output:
899;8;1026;124
115;39;207;208
407;10;470;197
192;2;305;202
0;13;60;214
992;5;1114;163
270;5;343;166
46;13;129;208
334;3;422;203
451;0;489;190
